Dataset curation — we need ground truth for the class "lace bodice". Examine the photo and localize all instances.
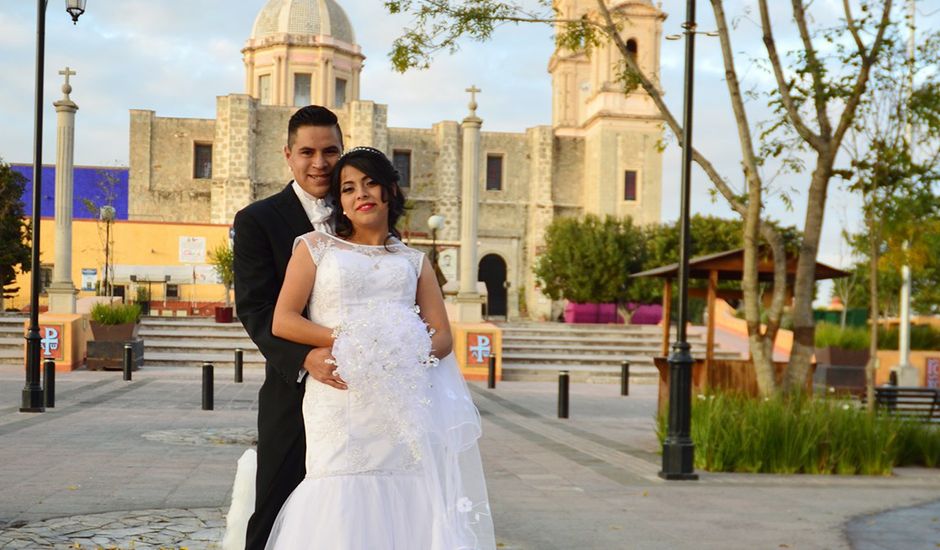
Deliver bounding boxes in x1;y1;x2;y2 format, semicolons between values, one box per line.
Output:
293;231;425;329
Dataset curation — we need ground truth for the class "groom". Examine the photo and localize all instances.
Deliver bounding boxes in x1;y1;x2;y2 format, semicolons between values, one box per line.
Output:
233;105;345;549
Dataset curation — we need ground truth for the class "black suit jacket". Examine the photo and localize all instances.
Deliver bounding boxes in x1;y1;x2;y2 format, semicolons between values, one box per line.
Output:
233;183;313;548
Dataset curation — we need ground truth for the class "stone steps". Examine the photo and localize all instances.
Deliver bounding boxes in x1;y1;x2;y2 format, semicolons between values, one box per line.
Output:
0;316;748;382
138;317;264;368
143;350;266;369
503;342;695;355
0;316;25;366
500;364;659;384
494;321;743;382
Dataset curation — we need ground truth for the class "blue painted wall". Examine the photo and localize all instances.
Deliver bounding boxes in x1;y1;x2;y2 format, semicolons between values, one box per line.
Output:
12;163;129;220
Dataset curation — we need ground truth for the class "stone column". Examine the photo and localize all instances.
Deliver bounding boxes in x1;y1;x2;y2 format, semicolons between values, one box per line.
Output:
454;86;483;323
47;67;79;314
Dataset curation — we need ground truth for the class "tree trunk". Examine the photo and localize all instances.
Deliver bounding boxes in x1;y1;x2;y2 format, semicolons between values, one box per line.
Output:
786;158;834;393
865;208;880;412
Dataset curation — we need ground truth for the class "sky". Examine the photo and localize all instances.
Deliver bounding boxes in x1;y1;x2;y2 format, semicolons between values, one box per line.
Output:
1;0;938;299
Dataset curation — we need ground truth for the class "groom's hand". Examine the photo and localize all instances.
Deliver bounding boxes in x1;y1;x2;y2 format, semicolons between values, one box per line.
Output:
304;347;347;390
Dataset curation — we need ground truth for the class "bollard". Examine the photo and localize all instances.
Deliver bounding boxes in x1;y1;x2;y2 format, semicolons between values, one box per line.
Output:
234;349;244;383
487;355;496;389
558;370;570;419
43;360;55;408
620;360;630;396
123;344;133;381
202;362;214;411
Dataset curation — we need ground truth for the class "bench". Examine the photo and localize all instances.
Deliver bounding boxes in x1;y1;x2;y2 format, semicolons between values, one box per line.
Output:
863;386;940;422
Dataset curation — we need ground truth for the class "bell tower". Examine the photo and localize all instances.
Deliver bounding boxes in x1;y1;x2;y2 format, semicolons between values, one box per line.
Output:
549;0;665;225
243;0;364;108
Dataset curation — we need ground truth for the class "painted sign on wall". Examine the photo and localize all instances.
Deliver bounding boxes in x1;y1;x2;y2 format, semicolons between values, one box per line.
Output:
81;268;97;291
179;237;207;263
39;324;63;360
926;357;940;389
467;333;492;366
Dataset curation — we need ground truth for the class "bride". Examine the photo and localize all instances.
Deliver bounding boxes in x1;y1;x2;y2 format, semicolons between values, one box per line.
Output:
264;146;495;549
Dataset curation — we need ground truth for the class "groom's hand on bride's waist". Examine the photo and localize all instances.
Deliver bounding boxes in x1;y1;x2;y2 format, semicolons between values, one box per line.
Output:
305;347;348;390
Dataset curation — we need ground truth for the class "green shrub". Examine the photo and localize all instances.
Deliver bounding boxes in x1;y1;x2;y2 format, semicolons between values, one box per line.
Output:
657;391;940;475
90;302;141;325
877;325;940;350
814;322;870;350
135;285;150;302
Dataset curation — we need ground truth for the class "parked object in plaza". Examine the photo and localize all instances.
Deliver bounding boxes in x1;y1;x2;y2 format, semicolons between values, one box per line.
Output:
209;242;235;324
87;302;143;371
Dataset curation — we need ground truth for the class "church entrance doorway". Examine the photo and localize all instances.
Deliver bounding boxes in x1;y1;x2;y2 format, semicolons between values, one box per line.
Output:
478;254;507;318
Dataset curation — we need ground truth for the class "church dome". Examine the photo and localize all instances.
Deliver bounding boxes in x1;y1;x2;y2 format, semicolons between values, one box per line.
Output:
250;0;356;45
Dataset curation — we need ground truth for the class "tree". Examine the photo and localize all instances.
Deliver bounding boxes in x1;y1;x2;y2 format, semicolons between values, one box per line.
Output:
82;167;121;296
533;215;647;317
636;215;745;306
208;242;235;307
386;0;896;395
842;12;940;408
0;160;31;309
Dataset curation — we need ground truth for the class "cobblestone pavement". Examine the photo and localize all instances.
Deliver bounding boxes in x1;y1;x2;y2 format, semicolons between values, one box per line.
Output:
0;365;938;549
0;508;224;549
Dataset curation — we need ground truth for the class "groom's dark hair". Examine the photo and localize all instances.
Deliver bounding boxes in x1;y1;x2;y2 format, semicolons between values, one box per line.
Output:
287;105;344;149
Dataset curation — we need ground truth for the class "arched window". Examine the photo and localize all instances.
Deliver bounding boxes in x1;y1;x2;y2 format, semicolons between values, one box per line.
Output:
626;39;638;61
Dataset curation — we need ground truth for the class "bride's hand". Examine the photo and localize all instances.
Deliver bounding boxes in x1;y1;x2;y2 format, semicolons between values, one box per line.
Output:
304;347;347;390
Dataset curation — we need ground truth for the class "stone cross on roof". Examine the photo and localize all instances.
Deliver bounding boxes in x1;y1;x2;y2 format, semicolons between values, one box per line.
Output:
59;66;76;99
465;85;481;116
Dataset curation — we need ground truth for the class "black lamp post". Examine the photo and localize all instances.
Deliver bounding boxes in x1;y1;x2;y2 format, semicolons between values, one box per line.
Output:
659;0;699;480
21;0;87;413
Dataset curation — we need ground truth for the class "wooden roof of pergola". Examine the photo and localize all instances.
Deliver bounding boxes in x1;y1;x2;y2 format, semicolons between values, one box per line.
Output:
630;248;850;282
631;248;850;365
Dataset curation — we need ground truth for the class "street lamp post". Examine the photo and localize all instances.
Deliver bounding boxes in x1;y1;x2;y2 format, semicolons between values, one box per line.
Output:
427;214;447;288
21;0;87;413
659;0;698;480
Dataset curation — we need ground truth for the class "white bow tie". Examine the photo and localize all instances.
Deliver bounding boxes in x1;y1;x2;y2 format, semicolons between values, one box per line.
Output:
309;198;333;224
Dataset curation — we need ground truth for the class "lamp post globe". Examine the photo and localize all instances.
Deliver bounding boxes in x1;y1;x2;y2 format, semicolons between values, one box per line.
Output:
22;0;87;412
427;214;445;232
66;0;87;24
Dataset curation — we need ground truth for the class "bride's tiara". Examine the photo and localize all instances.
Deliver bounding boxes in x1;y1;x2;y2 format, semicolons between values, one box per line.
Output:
340;146;386;159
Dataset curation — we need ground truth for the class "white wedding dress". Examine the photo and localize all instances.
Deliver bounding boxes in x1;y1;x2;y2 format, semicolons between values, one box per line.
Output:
265;231;495;550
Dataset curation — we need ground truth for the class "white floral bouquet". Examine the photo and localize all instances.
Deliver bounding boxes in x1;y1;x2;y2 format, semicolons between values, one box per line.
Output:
330;303;439;460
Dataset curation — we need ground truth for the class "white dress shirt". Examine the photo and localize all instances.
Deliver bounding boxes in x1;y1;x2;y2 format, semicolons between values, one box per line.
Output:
290;181;335;383
291;180;335;235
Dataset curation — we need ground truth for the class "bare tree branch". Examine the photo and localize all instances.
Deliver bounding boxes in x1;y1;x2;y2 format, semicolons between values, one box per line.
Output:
592;0;750;217
833;0;894;146
790;0;833;139
843;0;867;56
710;1;763;211
757;0;824;150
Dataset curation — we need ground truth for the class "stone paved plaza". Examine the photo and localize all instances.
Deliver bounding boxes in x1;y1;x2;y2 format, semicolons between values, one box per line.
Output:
0;365;938;549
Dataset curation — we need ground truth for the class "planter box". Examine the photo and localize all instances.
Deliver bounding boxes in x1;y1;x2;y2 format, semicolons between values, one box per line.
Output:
813;364;866;394
814;347;869;367
563;303;623;324
87;339;144;371
653;357;816;414
214;306;234;323
89;321;139;342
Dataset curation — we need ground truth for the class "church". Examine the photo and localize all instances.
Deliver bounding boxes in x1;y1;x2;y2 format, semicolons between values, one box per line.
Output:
126;0;665;320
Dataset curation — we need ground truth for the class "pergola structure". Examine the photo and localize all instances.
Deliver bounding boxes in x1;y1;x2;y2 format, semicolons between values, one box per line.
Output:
632;248;849;370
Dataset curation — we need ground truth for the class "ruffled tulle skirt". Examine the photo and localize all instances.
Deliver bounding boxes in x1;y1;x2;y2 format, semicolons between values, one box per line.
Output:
265;473;439;549
261;329;495;550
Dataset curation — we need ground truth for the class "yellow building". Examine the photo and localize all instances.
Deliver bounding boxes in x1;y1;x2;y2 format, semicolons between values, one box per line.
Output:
9;217;231;314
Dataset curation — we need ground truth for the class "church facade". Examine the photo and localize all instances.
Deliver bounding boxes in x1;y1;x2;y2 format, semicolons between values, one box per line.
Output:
127;0;666;320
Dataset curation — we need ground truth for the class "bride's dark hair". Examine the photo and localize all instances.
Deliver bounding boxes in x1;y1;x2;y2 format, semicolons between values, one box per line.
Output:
329;147;407;244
